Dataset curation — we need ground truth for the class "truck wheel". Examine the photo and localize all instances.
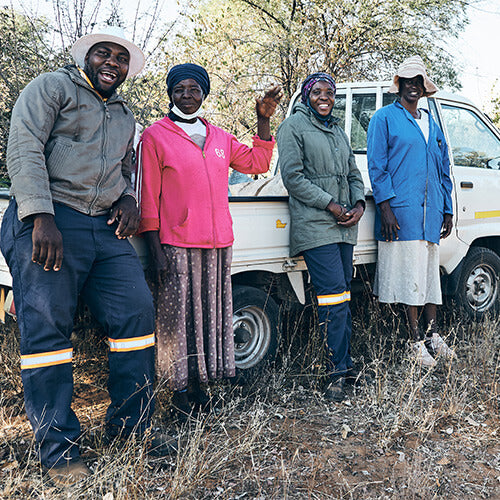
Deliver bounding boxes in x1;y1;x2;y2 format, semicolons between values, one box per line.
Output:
455;247;500;320
232;285;279;375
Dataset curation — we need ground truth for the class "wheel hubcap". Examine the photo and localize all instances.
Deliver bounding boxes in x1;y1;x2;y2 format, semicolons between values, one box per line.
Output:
233;305;271;369
465;264;498;312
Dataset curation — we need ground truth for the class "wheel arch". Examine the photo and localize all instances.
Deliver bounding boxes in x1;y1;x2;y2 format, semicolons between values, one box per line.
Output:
470;236;500;255
231;269;303;304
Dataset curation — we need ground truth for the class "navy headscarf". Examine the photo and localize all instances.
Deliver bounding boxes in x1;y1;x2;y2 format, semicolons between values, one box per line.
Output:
300;72;337;124
166;63;211;100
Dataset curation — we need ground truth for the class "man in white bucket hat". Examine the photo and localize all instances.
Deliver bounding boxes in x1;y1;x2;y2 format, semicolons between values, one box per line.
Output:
72;25;145;80
367;55;455;368
2;26;175;487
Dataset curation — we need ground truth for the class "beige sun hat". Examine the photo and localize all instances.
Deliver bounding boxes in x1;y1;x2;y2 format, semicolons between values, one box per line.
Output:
72;26;145;78
388;55;439;96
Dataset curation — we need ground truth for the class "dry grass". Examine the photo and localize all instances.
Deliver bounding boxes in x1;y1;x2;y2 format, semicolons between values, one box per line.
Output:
0;295;499;499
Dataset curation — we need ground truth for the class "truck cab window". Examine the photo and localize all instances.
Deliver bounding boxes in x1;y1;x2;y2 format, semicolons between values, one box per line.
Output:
441;104;500;169
332;94;346;129
427;98;444;132
350;93;376;152
382;93;398;107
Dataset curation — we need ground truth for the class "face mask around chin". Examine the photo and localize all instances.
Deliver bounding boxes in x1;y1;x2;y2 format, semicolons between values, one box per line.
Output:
170;103;204;120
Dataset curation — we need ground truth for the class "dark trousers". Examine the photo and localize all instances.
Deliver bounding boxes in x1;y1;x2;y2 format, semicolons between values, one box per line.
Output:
0;200;155;468
303;243;354;380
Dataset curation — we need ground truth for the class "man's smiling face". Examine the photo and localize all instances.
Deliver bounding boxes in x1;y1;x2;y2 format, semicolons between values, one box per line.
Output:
83;42;129;98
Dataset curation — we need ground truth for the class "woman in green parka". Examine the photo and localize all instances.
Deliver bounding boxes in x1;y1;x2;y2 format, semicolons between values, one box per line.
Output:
278;73;365;402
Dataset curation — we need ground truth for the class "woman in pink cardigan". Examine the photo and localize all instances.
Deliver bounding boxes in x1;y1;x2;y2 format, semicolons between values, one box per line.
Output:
137;63;282;419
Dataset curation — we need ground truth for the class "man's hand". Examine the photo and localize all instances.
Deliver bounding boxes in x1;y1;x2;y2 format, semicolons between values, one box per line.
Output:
255;85;283;119
441;213;453;239
379;200;400;241
338;202;365;228
32;213;63;271
108;195;140;239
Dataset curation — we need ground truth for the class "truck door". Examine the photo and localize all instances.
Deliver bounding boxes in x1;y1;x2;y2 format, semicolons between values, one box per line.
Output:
438;101;500;245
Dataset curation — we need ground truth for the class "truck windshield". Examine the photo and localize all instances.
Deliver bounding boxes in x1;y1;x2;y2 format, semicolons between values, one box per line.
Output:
441;104;500;169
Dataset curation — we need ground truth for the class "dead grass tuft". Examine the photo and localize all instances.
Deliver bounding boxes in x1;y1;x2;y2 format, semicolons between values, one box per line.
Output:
1;295;499;499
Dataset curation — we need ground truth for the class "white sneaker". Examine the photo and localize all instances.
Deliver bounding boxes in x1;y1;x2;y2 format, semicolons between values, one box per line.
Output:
427;333;455;359
412;340;437;368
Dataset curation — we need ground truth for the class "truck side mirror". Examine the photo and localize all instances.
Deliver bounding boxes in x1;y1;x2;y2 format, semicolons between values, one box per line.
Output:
487;156;500;170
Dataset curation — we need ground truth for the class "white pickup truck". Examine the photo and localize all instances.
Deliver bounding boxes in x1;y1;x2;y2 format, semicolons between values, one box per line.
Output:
1;81;499;375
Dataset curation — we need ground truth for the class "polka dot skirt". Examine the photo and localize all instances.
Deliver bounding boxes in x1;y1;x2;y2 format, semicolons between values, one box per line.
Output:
152;245;235;391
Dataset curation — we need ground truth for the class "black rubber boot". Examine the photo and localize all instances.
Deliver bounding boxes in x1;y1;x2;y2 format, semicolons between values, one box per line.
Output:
324;377;346;402
188;379;212;412
172;390;192;422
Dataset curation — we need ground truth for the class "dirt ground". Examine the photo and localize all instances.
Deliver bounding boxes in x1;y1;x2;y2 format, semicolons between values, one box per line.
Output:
0;302;499;499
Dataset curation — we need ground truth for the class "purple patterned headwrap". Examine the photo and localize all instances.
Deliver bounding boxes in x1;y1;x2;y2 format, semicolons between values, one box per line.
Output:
300;72;336;104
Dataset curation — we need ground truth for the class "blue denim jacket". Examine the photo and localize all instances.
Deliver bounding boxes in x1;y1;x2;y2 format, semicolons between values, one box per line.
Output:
367;101;453;244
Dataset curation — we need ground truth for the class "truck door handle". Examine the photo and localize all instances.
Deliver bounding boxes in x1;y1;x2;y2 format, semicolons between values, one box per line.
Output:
460;181;473;189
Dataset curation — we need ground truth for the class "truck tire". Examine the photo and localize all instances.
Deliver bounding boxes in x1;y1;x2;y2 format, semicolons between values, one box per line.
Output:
232;285;279;375
455;247;500;320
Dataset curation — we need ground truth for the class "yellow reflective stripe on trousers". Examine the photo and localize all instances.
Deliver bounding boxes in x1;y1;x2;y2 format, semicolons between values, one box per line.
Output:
21;348;73;370
317;291;351;306
108;333;155;352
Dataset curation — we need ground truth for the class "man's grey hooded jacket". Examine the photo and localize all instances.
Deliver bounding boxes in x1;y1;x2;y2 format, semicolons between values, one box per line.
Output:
277;102;365;257
7;65;136;221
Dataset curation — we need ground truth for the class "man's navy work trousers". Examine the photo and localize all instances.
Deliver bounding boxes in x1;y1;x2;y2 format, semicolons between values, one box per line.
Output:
0;200;156;468
302;242;354;380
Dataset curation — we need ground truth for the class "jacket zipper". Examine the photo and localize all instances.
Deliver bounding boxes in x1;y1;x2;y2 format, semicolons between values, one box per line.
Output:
88;100;110;213
200;136;217;248
168;120;218;247
408;107;429;240
423;115;430;239
71;70;126;215
424;158;428;238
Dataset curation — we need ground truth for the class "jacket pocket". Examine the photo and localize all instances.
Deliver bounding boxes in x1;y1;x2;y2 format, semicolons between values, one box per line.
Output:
389;177;411;208
390;199;409;208
46;138;73;179
170;208;202;244
171;209;190;232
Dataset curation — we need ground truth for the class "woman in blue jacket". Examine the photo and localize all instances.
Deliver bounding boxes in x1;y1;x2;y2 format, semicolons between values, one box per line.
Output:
367;56;455;367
